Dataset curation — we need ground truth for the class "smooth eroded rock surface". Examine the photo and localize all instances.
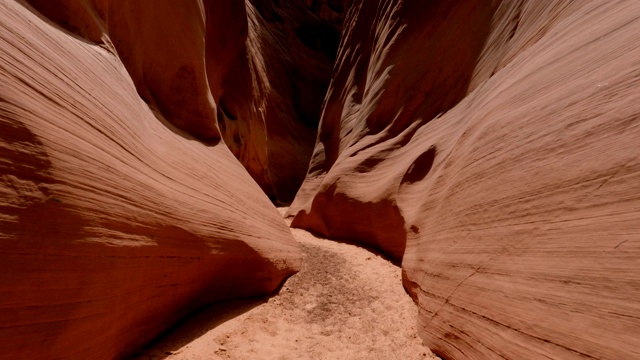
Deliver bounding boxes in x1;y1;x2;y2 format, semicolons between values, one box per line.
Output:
24;0;339;205
27;0;224;140
290;0;497;261
290;0;640;358
0;2;301;359
216;0;344;204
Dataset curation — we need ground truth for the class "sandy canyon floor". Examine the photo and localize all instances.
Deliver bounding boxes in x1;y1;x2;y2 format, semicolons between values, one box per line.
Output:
133;208;438;360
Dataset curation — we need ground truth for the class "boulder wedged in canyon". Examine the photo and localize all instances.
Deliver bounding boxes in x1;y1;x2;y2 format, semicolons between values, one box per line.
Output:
216;0;344;204
290;0;640;358
0;2;301;359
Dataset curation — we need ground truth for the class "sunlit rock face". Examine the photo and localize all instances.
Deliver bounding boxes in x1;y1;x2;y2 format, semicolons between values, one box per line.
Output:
289;1;640;358
0;1;301;359
23;0;344;206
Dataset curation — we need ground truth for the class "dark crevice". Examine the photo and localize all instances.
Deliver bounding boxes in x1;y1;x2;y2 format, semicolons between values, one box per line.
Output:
218;97;237;121
401;146;437;185
295;23;341;58
327;0;345;13
251;0;284;23
508;3;524;40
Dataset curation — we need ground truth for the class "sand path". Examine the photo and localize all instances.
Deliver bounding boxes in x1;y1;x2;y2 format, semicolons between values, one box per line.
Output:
133;209;437;359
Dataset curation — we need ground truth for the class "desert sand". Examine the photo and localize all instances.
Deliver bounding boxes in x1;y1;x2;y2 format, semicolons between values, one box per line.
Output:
133;208;438;360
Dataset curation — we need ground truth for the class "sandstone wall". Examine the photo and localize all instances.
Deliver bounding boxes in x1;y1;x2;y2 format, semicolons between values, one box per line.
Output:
289;1;640;358
0;1;301;358
216;0;342;203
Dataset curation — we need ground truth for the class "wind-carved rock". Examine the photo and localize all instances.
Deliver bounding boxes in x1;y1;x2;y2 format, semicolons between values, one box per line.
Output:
289;1;640;358
0;1;301;359
216;0;344;204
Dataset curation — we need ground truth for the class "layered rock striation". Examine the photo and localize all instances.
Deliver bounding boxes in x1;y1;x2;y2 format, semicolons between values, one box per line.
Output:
289;0;640;358
216;0;344;204
0;1;301;359
4;0;640;358
24;0;342;205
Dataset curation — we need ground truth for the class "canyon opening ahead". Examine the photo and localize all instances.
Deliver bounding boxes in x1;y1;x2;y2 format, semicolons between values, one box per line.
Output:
1;1;639;359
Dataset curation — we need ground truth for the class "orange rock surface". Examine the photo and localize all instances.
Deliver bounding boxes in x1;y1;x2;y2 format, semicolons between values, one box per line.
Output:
4;0;640;358
27;0;225;140
216;0;343;203
0;1;301;359
290;0;640;358
24;0;339;205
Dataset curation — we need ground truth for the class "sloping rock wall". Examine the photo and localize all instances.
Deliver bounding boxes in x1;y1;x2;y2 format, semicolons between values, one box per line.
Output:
289;1;640;358
25;0;341;205
216;0;344;203
0;1;301;359
290;0;497;261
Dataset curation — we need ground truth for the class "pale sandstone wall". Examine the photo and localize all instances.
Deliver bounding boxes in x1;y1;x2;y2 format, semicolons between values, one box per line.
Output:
0;1;301;358
290;1;640;358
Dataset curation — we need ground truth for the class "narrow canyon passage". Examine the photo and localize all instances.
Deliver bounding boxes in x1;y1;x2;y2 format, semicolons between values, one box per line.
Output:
133;208;438;360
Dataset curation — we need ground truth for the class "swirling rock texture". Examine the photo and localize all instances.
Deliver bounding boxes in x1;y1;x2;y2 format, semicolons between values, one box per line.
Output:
0;1;301;359
216;0;345;204
289;0;640;359
24;0;342;206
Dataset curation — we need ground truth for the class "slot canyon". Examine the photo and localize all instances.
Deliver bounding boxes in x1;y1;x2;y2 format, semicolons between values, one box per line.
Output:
1;0;639;359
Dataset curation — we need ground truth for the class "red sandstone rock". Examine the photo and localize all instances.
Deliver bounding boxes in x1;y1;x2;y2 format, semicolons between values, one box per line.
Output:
290;0;495;261
0;2;301;359
27;0;225;140
25;0;338;204
290;0;640;358
217;0;342;204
